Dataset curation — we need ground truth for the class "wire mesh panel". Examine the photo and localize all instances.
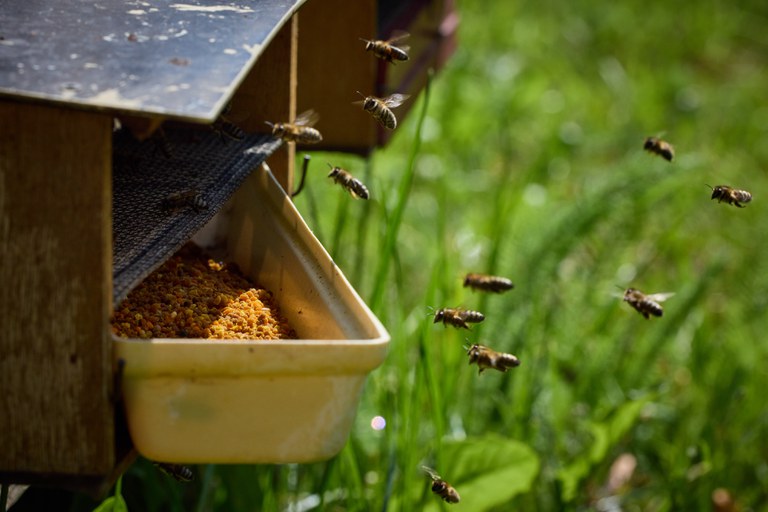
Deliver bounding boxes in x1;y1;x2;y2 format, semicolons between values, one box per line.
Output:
112;127;283;304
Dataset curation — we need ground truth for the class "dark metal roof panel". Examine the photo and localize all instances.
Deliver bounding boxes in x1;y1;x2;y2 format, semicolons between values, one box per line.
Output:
0;0;304;121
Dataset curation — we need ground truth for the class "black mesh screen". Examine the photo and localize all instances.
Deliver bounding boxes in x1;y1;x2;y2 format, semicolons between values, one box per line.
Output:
112;127;283;304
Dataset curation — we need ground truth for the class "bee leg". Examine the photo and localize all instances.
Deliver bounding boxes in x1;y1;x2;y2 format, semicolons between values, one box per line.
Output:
291;154;311;198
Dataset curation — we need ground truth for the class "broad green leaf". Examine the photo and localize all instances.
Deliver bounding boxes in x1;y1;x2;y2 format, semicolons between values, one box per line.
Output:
588;422;610;464
557;398;649;502
92;476;127;512
91;495;128;512
422;434;539;512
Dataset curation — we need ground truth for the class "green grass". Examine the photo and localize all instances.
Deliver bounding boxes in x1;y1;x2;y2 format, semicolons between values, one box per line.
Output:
88;1;768;511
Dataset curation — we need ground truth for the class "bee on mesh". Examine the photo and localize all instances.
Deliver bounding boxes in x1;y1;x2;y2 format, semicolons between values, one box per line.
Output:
161;189;208;212
327;164;370;199
354;92;409;130
707;184;752;208
265;109;323;144
150;127;174;159
211;103;246;142
361;31;410;64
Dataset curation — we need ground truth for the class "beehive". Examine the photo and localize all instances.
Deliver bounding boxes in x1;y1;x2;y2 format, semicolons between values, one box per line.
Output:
0;0;454;492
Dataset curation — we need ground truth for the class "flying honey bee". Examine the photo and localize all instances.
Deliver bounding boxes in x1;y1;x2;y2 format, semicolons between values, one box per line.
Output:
211;103;246;142
433;307;485;329
265;109;323;144
354;92;409;130
463;273;515;294
622;288;674;319
708;184;752;208
327;164;370;199
161;189;208;212
643;136;675;161
465;343;521;374
153;462;194;482
421;466;460;504
361;31;410;64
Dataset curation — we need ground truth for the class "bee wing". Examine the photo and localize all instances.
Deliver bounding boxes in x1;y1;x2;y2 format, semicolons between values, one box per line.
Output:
293;109;319;127
386;30;410;44
647;292;675;302
421;465;441;481
382;93;410;108
610;284;628;299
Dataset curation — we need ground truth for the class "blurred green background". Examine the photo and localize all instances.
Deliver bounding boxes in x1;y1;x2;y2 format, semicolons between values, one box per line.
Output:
74;0;768;510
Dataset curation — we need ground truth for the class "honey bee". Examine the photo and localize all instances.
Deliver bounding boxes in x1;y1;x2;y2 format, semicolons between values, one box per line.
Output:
161;189;208;212
212;118;246;142
355;92;409;130
465;343;521;374
421;466;460;504
622;288;674;319
433;307;484;329
211;103;246;142
265;109;323;144
708;184;752;208
463;273;515;293
361;31;410;64
327;164;370;199
151;127;174;159
643;136;675;161
153;462;194;482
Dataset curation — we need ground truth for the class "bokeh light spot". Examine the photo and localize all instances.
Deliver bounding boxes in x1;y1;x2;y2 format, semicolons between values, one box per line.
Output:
371;415;386;430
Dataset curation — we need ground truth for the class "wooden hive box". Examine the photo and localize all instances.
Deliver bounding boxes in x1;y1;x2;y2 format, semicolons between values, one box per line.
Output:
0;0;303;494
0;0;453;499
297;0;458;153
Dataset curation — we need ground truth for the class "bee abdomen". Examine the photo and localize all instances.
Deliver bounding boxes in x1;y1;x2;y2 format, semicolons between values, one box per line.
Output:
151;129;174;159
461;310;485;323
153;462;194;482
640;299;663;317
294;127;323;144
162;190;208;212
463;273;515;293
373;45;409;63
374;108;397;130
347;178;370;199
328;166;370;199
390;47;409;61
215;120;246;141
433;308;484;329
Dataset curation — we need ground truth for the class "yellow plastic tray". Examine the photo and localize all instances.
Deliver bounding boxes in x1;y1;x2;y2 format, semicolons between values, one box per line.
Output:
114;165;389;464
